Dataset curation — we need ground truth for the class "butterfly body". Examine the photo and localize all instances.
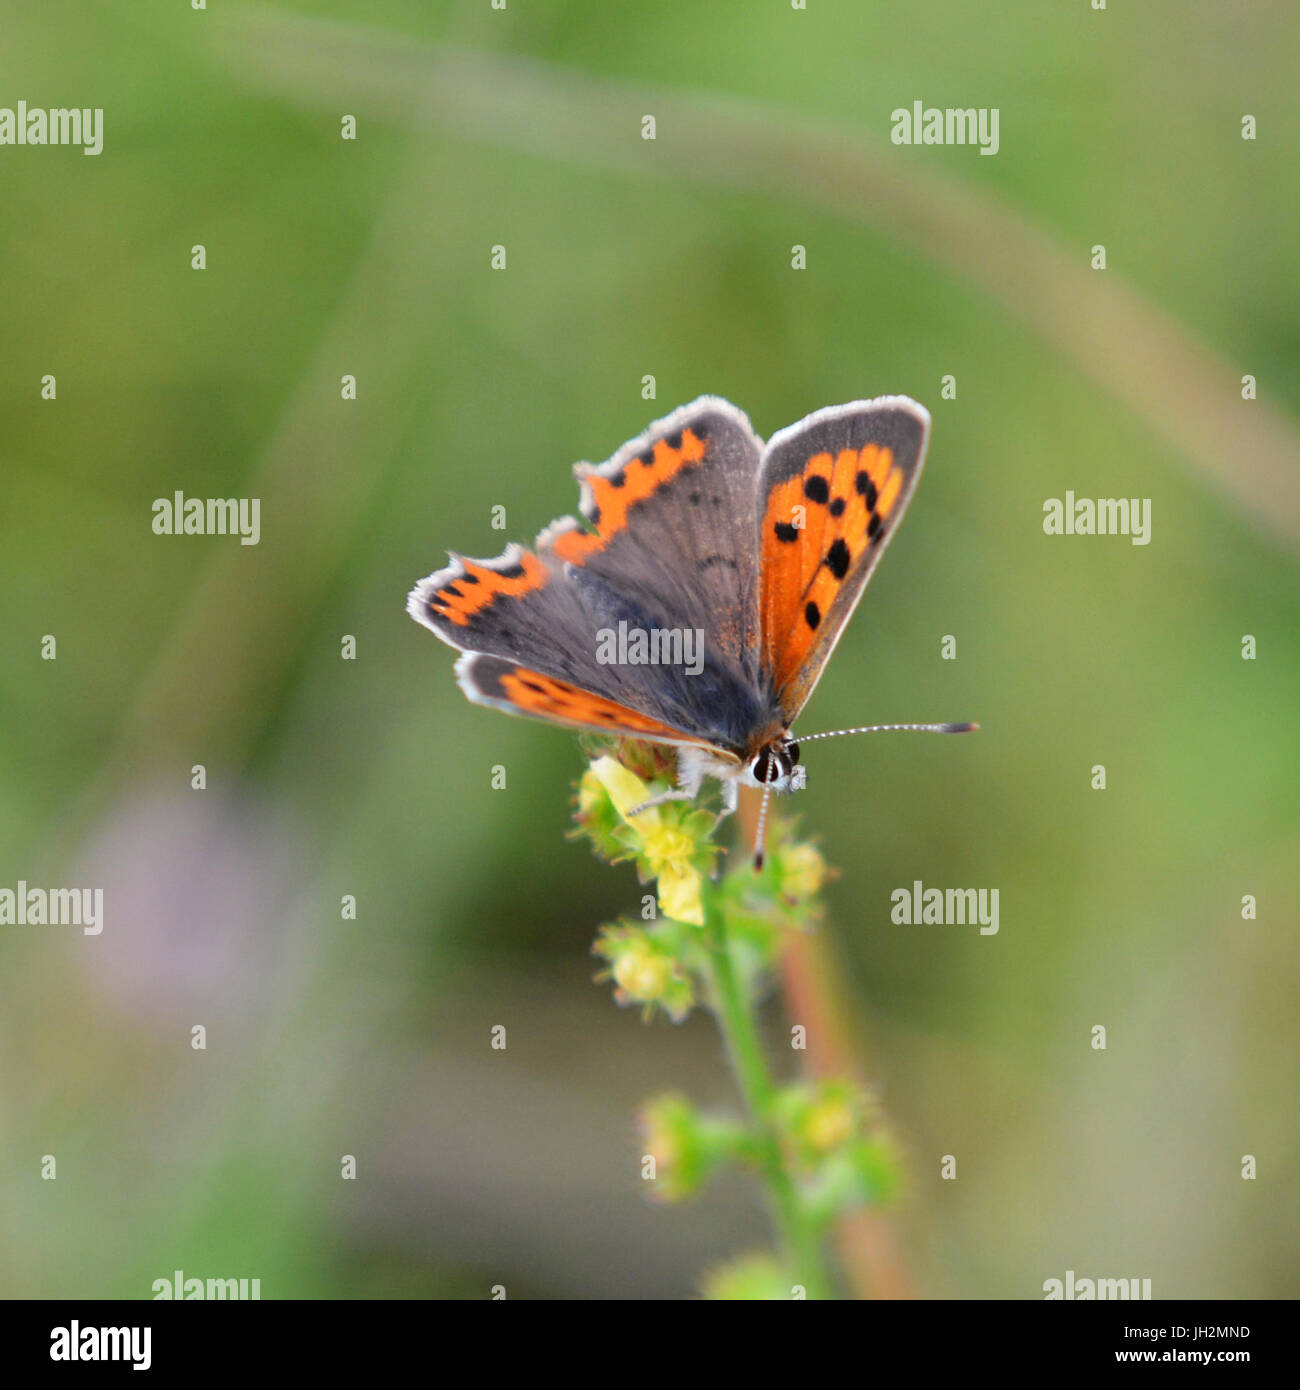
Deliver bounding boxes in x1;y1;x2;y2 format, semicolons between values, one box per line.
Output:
409;395;953;820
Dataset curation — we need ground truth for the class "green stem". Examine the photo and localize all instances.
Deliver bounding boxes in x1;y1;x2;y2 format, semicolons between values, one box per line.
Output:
704;887;835;1299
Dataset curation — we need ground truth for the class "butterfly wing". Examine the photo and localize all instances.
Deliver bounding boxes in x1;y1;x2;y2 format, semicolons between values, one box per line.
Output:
540;396;765;685
407;397;773;760
408;547;741;754
756;397;931;723
453;652;740;752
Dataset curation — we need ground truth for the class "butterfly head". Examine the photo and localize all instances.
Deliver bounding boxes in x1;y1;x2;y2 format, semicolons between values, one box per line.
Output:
743;735;802;793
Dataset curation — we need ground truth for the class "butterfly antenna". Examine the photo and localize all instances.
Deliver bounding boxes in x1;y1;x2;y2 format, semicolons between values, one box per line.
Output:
799;721;979;742
752;759;778;872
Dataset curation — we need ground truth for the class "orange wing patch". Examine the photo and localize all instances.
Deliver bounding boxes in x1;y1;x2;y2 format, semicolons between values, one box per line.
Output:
500;668;688;734
460;655;723;748
549;427;708;565
420;548;548;628
760;442;901;694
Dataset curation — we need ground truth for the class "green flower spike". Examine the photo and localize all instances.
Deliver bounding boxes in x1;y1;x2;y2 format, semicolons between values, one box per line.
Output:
574;740;904;1298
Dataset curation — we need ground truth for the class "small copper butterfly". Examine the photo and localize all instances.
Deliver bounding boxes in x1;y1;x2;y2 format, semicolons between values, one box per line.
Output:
408;397;975;862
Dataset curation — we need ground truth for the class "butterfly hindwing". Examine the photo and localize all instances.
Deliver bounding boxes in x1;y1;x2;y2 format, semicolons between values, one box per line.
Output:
757;397;931;721
455;652;736;755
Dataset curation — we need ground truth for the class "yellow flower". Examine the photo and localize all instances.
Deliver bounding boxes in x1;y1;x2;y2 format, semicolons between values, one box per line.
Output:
593;922;696;1022
612;941;674;1001
588;755;658;821
587;756;706;925
781;842;827;899
804;1095;855;1152
643;1107;681;1172
701;1253;793;1301
655;863;703;925
575;770;606;820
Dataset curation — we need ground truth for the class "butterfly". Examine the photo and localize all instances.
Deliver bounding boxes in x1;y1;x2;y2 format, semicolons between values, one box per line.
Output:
407;396;975;862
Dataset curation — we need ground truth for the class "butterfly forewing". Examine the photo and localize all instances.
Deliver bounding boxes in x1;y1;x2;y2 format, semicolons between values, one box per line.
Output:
540;396;765;682
408;398;777;760
756;397;930;722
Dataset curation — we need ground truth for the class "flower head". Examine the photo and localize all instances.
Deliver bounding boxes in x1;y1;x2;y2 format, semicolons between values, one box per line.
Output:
574;753;716;926
638;1093;744;1202
593;921;695;1022
700;1252;796;1301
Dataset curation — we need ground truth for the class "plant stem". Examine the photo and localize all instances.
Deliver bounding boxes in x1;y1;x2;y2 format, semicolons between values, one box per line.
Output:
704;887;835;1299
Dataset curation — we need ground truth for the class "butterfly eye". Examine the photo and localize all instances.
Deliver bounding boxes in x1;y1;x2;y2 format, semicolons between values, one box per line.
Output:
752;744;800;785
751;749;777;784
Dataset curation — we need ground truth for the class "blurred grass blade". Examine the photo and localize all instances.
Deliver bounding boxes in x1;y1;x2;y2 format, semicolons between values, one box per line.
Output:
208;5;1300;553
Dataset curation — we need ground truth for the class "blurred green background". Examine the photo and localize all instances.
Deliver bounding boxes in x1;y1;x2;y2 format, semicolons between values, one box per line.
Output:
1;0;1297;1298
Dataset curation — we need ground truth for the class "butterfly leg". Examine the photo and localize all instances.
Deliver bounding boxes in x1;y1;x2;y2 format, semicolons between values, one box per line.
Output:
627;746;704;818
626;788;695;818
700;779;741;855
627;750;742;823
714;777;739;823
